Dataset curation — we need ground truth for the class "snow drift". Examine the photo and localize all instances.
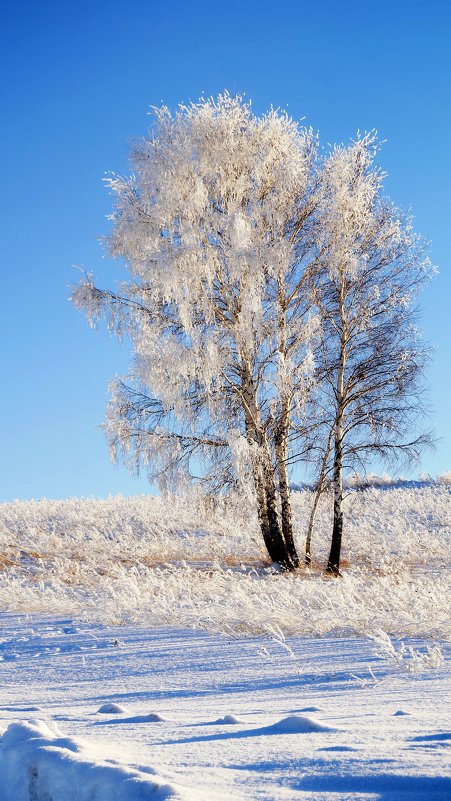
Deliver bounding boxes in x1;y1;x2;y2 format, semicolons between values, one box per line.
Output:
0;719;179;801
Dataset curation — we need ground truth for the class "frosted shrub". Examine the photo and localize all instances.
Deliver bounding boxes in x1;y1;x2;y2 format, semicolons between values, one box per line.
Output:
367;629;444;673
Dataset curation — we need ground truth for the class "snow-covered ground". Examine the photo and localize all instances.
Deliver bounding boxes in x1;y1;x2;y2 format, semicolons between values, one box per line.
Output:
0;485;450;799
0;617;450;800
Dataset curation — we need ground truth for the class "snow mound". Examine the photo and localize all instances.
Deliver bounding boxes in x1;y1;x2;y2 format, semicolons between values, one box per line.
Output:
96;712;166;726
212;714;243;725
0;719;179;800
265;715;336;734
97;702;129;714
318;745;358;752
392;709;411;716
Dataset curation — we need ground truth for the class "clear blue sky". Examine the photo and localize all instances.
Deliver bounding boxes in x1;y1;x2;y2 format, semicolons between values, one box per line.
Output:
1;0;449;500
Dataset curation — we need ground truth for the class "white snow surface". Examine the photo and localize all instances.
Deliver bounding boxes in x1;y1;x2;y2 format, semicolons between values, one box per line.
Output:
0;617;450;800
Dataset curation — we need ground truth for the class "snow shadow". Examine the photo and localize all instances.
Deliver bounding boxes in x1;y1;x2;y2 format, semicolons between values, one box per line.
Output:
231;760;451;800
81;669;355;709
410;732;451;743
292;772;451;799
83;688;213;704
92;713;165;726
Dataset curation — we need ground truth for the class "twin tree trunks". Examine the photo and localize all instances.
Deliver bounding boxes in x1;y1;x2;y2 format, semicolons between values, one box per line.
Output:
244;351;343;573
242;356;300;571
252;457;342;575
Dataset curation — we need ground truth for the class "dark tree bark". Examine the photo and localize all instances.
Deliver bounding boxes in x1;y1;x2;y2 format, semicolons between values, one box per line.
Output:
275;424;300;568
327;432;343;575
326;281;346;576
242;358;297;569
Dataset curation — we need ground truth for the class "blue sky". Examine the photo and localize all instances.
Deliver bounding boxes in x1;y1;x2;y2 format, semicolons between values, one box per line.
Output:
1;0;449;500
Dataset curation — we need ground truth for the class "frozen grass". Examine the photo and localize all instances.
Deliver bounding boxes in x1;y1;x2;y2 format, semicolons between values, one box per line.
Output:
0;486;449;641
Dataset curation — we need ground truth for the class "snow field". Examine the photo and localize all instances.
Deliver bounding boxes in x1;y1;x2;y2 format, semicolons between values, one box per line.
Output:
0;618;450;800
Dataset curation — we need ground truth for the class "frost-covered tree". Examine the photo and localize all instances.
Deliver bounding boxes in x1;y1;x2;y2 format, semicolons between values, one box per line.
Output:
72;95;320;569
306;134;433;574
72;98;433;576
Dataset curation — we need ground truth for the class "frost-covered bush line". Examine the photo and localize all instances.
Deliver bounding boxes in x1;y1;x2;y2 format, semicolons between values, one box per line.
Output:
367;629;444;673
0;492;263;565
0;486;449;640
292;484;451;569
295;472;451;490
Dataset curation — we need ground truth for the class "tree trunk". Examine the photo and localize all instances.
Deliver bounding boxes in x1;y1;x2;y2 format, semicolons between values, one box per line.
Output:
327;280;346;576
253;468;272;557
263;440;296;569
305;485;321;566
240;357;293;568
272;276;299;570
306;426;334;564
327;427;343;575
275;427;299;568
252;464;287;565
